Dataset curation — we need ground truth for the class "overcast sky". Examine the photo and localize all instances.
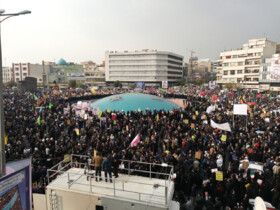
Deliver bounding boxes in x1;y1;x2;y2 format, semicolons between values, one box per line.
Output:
1;0;280;66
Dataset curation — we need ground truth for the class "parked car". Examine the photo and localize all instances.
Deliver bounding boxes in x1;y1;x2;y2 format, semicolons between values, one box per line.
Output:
239;160;264;178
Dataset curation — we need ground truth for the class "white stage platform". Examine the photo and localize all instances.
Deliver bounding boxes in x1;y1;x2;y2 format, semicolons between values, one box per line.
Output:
48;168;174;207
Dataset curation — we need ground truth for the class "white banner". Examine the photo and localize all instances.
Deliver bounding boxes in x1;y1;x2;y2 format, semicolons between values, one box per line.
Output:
210;120;232;132
209;81;216;90
206;105;216;114
270;54;280;80
233;104;247;115
162;81;168;89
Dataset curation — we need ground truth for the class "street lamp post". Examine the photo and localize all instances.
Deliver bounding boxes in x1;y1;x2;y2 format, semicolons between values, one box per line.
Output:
0;9;31;177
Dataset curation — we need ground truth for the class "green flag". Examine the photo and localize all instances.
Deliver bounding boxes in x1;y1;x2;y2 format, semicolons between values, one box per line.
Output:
37;116;41;125
49;103;53;109
98;110;102;118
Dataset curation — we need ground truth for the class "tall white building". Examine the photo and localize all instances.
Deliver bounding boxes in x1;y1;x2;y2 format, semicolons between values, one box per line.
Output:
2;67;13;84
216;38;277;90
105;50;184;87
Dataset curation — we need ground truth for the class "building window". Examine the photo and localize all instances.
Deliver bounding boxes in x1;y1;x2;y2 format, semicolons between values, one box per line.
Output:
23;73;27;76
15;68;19;71
253;78;259;82
22;67;27;71
16;78;19;81
237;70;243;74
230;70;235;75
263;75;267;79
223;71;228;75
224;63;229;67
16;73;19;76
238;62;243;66
226;56;231;59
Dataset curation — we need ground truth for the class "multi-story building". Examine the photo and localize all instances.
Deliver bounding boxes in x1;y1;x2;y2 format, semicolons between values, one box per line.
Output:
82;61;106;87
216;38;277;90
105;50;184;87
276;44;280;54
12;62;51;86
259;54;280;91
12;63;30;82
2;67;13;84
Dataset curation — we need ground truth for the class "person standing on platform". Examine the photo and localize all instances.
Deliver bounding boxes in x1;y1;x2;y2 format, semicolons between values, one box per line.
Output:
103;154;113;183
93;152;103;182
112;150;119;178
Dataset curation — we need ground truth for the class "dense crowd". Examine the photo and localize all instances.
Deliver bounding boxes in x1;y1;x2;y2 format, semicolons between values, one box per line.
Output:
3;86;280;209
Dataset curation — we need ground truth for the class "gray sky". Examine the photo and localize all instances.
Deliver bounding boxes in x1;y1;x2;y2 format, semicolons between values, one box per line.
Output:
1;0;280;66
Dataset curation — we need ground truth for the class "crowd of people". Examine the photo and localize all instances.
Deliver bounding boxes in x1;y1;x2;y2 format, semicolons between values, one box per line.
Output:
3;86;280;209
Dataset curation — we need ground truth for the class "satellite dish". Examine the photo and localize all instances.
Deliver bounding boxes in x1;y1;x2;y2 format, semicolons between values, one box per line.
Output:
254;197;266;210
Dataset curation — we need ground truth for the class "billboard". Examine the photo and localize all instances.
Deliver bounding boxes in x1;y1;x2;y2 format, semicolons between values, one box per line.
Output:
0;158;32;210
162;81;168;88
135;82;145;89
270;54;280;80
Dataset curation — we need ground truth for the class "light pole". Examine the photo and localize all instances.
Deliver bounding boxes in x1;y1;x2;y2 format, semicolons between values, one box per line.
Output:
0;9;31;177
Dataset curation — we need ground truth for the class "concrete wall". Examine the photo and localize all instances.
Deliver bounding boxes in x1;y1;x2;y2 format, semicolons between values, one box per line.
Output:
46;188;168;210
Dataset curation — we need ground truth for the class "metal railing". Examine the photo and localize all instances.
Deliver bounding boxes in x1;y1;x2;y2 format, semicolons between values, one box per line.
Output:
47;154;175;207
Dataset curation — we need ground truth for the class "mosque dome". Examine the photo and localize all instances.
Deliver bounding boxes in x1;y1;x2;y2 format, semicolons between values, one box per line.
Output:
91;93;181;113
57;58;67;65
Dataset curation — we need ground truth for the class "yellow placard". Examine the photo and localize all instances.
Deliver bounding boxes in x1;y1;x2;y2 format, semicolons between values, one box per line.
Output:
5;135;8;145
156;114;159;122
184;119;189;124
64;154;70;163
216;171;223;181
76;129;80;136
195;111;199;116
94;150;97;157
221;135;227;142
107;108;111;113
181;114;183;119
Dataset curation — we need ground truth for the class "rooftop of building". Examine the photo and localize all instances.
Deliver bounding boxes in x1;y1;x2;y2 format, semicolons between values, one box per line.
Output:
106;50;184;58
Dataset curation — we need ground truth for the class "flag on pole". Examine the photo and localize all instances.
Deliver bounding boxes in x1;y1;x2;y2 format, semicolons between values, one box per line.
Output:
98;110;102;118
130;134;140;147
37;116;41;125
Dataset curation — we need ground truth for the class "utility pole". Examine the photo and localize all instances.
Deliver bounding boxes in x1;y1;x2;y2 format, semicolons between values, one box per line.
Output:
42;60;45;89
